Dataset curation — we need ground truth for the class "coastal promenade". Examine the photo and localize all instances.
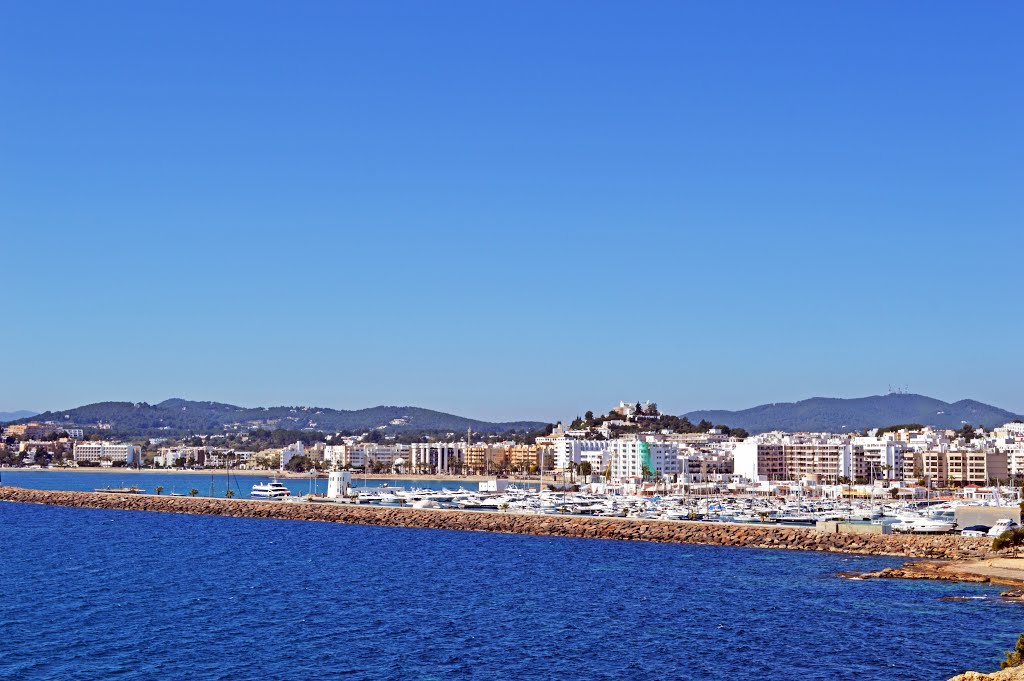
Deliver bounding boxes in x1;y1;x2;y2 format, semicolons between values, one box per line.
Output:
0;486;994;559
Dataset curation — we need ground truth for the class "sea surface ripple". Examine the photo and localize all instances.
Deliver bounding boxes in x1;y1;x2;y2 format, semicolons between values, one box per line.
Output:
0;502;1018;680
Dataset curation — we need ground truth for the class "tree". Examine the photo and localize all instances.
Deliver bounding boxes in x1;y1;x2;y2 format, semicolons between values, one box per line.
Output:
579;461;593;477
285;455;313;473
188;488;199;497
992;528;1024;557
155;486;164;496
1002;634;1024;669
225;489;235;499
584;411;594;422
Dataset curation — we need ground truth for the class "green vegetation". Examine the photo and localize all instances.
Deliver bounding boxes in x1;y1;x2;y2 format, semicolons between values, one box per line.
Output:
684;394;1022;435
571;409;747;439
11;399;546;439
873;424;925;436
992;528;1024;556
284;455;316;473
1002;634;1024;669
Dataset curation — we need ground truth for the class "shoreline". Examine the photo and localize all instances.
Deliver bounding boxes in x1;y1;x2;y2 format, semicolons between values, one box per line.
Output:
0;486;995;560
0;467;540;483
844;556;1024;589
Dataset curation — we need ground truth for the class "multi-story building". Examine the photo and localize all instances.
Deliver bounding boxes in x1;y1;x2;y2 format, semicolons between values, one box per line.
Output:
409;443;465;474
463;444;509;473
204;449;253;468
734;436;854;482
156;446;210;467
605;439;680;480
73;441;141;467
902;450;1008;487
851;436;905;480
4;423;73;439
280;441;305;470
323;443;410;470
550;437;606;470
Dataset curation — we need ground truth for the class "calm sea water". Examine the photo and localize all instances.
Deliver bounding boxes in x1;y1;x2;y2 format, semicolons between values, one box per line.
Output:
0;470;531;498
0;502;1019;680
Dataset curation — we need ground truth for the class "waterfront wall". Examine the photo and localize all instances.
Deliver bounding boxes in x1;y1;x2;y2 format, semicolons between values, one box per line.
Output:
0;486;995;559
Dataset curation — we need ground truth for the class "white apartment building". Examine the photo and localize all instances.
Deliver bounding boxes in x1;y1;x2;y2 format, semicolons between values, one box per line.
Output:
73;441;141;467
851;436;905;480
323;443;410;469
550;437;606;470
605;439;680;480
280;441;305;470
204;449;253;468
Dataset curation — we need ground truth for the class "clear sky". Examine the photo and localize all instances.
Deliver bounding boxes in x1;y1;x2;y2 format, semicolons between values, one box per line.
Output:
1;2;1021;422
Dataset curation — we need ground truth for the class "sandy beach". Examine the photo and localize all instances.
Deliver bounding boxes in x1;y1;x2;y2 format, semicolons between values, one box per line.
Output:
1;466;541;483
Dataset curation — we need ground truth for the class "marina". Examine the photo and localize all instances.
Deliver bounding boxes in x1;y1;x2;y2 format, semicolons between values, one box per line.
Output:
4;469;1020;537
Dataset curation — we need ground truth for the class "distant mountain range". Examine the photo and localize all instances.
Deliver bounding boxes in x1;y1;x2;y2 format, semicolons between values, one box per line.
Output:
0;410;37;422
684;394;1023;434
1;399;546;438
8;394;1021;440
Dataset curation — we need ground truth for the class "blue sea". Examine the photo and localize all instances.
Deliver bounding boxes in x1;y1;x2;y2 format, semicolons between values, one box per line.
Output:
0;501;1020;680
0;469;526;498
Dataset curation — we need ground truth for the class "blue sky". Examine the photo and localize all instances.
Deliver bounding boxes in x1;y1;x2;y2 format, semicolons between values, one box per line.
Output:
1;2;1021;421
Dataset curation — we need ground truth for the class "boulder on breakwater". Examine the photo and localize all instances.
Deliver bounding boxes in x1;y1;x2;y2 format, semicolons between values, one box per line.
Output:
0;486;996;560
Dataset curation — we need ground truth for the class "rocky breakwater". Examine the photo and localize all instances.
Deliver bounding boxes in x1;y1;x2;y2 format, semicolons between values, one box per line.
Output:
0;486;995;559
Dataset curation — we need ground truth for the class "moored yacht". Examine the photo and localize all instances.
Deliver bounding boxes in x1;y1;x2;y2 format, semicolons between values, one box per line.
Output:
251;480;291;499
892;517;957;534
988;518;1019;537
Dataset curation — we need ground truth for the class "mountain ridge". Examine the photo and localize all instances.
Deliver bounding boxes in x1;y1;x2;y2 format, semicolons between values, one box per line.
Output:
683;393;1023;434
2;399;546;438
0;410;37;422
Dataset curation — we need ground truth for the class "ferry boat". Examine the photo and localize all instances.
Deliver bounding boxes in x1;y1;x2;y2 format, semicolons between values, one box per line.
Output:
251;480;291;499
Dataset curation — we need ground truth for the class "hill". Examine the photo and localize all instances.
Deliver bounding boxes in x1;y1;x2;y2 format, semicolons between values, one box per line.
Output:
0;410;37;422
684;394;1023;434
3;399;546;438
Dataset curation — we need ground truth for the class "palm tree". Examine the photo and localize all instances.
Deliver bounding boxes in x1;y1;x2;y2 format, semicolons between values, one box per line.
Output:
225;489;235;499
155;486;164;496
188;488;199;497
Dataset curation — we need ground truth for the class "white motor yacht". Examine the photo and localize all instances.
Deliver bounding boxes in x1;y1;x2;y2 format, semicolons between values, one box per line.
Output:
251;480;291;499
988;519;1020;537
892;517;957;534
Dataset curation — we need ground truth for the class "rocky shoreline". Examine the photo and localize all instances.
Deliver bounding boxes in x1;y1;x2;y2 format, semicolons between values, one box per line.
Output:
0;486;997;559
843;557;1024;590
